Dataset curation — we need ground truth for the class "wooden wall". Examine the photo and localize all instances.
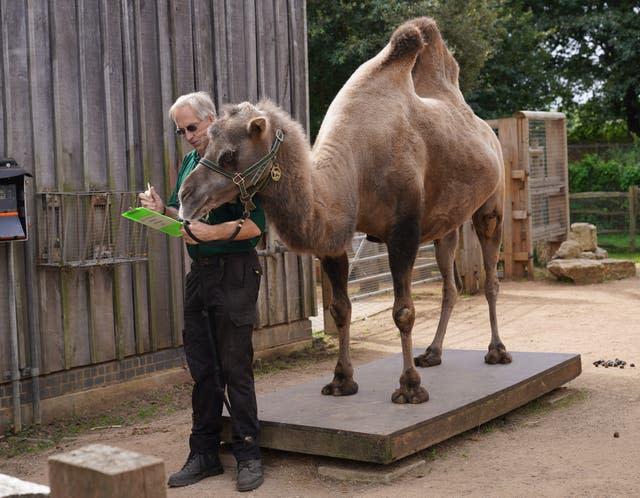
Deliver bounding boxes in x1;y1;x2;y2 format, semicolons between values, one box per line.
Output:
0;0;313;383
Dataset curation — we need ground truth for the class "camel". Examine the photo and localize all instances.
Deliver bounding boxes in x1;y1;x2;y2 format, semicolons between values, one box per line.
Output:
178;17;512;404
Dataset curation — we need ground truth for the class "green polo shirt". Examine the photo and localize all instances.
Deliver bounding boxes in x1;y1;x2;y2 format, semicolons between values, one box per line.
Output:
167;150;266;258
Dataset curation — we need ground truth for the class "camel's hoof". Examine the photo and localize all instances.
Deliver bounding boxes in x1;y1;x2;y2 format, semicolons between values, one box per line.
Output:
413;347;442;368
485;348;512;365
391;386;429;404
321;379;359;396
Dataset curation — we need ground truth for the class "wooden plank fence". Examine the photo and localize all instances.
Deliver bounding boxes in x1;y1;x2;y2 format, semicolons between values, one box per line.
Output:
0;0;314;431
570;186;639;250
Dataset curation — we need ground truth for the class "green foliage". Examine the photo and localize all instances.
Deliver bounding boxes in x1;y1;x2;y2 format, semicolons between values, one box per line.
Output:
566;103;632;143
307;0;501;139
569;141;640;192
567;119;630;144
569;155;624;192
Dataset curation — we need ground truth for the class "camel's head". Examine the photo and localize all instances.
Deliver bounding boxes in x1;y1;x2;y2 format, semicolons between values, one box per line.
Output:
178;101;276;221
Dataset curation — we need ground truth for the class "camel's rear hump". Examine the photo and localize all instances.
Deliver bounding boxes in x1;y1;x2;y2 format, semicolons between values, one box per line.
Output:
408;18;464;101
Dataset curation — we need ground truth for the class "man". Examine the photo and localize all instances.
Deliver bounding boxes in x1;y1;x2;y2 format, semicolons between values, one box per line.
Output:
139;91;265;492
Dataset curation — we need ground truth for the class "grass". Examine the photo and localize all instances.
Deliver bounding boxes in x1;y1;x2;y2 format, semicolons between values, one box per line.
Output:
254;335;338;376
598;233;640;262
0;384;193;459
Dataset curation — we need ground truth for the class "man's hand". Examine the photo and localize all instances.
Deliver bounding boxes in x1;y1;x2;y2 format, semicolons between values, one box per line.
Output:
180;219;260;245
181;220;215;245
138;185;165;213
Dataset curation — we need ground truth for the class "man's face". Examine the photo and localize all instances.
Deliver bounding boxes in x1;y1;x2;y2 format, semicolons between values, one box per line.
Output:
173;105;215;156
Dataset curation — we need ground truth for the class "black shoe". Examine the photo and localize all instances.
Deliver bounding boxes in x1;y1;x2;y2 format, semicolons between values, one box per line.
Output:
236;458;264;492
167;452;223;488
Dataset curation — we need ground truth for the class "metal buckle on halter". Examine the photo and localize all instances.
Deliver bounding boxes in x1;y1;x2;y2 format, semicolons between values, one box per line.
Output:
232;172;245;186
270;161;282;182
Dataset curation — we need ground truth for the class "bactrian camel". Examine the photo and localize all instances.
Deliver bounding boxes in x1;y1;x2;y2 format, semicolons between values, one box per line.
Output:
178;17;512;404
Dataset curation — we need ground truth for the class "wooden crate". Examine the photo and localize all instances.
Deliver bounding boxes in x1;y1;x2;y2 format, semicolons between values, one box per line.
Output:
487;111;569;279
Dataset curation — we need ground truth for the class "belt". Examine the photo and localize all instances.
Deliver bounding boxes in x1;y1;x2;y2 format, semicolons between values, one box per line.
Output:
192;256;223;266
192;250;255;266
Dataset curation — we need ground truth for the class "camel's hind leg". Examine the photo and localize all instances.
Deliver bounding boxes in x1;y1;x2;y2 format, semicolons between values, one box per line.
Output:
414;229;459;367
388;217;429;404
320;253;358;396
473;200;512;364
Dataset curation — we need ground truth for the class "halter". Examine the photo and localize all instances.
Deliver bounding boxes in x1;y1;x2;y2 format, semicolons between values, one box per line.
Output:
197;129;284;218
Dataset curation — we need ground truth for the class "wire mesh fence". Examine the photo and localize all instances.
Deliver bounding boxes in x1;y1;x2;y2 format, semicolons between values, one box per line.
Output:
528;118;569;245
37;191;148;267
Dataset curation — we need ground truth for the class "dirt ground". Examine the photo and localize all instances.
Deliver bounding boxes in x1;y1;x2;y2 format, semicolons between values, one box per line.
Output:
2;268;639;497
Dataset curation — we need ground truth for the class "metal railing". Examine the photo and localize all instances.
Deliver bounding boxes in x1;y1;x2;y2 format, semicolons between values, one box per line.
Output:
347;233;440;302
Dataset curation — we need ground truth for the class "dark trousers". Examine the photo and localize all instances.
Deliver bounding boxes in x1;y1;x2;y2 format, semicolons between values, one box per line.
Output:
183;250;262;462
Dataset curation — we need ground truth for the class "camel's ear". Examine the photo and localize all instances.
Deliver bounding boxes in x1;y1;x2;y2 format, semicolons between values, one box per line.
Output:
248;117;267;138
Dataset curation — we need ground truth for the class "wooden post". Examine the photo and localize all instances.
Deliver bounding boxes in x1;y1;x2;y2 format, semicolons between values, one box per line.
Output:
48;444;166;498
630;186;637;251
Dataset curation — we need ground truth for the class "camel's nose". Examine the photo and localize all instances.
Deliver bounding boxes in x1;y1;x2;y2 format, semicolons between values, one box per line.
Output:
178;184;192;205
177;185;192;216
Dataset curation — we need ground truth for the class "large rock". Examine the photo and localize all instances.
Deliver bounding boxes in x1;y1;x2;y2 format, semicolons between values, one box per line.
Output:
547;258;636;284
568;222;597;252
554;240;582;259
601;259;637;280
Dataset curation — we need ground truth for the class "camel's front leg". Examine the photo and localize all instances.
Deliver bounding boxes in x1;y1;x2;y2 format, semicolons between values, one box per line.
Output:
388;218;429;404
414;229;459;368
320;253;358;396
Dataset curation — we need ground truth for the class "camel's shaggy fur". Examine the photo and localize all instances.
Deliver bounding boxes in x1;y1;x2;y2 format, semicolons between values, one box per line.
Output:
179;18;511;404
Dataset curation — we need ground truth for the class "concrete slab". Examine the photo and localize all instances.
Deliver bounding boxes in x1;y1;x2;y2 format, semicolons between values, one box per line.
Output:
223;349;581;463
0;473;50;498
317;459;427;483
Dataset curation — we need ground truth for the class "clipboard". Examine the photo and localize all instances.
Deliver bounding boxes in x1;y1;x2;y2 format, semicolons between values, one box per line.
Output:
121;207;183;237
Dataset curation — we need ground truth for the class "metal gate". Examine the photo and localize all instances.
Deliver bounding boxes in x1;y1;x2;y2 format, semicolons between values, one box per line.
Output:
315;234;440;332
347;233;439;302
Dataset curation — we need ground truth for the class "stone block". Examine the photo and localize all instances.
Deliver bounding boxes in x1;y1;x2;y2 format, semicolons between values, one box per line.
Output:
601;259;637;280
553;240;581;259
547;259;603;284
568;222;597;251
547;258;636;284
48;444;165;498
0;474;50;498
595;247;608;259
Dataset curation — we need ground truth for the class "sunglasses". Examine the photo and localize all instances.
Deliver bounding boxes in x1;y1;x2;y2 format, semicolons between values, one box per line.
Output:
175;122;201;135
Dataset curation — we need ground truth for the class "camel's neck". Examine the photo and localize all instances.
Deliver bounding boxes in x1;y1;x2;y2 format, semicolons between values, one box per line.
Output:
259;136;358;257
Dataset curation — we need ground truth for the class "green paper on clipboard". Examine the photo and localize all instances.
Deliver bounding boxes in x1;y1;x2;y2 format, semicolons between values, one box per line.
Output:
122;207;183;237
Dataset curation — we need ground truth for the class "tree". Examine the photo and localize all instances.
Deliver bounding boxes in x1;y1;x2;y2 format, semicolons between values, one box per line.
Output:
522;1;640;137
466;1;566;119
307;0;502;139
